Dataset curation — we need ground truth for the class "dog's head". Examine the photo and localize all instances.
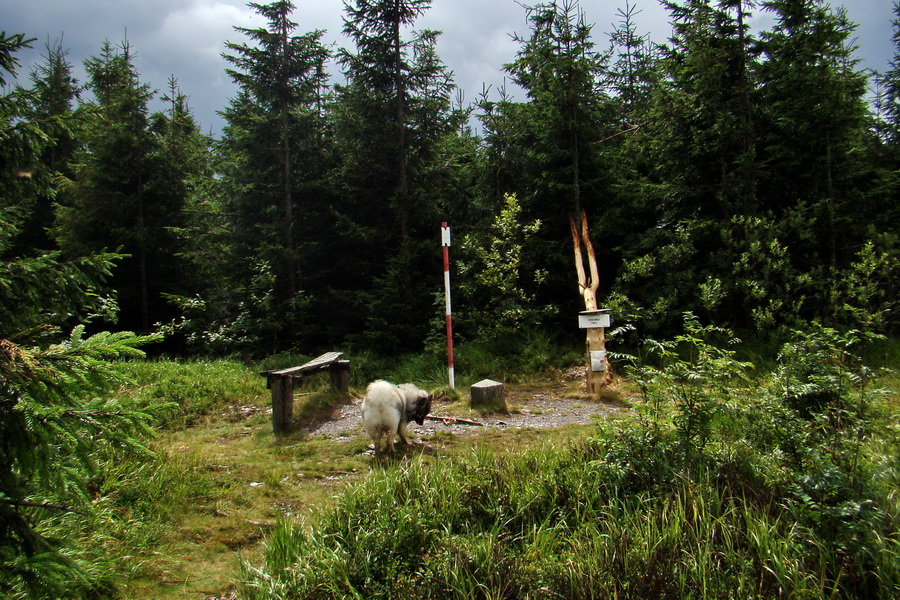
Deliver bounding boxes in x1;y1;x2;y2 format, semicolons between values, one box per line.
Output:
410;394;432;425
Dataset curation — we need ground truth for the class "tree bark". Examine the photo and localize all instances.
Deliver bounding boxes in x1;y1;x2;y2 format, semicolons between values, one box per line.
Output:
392;6;409;241
280;12;297;302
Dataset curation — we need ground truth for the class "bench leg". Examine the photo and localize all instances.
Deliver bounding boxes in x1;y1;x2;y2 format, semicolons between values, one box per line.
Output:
329;361;350;394
271;375;294;433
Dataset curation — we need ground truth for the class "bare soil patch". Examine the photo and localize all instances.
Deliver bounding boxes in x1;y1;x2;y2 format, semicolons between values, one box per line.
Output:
297;368;631;442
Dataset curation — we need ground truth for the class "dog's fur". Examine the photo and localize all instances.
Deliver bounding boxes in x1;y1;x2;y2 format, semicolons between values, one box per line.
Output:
361;380;432;455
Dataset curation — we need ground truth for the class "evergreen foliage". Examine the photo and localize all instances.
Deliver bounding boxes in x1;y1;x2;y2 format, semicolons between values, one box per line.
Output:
3;0;899;348
3;2;900;596
1;39;161;596
220;0;331;345
18;38;82;254
500;0;617;321
52;40;206;335
877;3;900;149
605;0;898;339
332;0;456;350
165;0;332;354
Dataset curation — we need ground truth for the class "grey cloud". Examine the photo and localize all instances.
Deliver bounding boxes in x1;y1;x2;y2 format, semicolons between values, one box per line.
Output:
1;0;894;137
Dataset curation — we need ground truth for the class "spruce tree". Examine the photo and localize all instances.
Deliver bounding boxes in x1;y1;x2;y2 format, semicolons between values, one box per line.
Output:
876;3;900;154
337;0;433;239
334;0;454;351
506;0;612;218
223;0;330;300
753;0;870;268
151;77;214;340
601;0;761;332
213;0;331;352
0;35;159;598
601;1;663;265
747;0;894;335
607;0;660;124
656;0;758;221
19;38;82;253
476;83;532;210
1;32;41;234
53;40;166;332
501;0;616;327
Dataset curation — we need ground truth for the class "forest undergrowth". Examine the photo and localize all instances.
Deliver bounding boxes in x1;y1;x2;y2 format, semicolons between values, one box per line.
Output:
239;319;900;600
5;324;898;600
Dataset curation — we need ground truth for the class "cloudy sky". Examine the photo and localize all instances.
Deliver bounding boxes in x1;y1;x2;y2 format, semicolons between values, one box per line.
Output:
2;0;894;137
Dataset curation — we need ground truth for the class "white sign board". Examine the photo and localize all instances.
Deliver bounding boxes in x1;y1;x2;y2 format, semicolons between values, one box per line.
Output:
578;310;610;329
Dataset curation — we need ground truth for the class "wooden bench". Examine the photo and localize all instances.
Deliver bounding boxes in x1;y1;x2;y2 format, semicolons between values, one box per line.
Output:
260;352;350;433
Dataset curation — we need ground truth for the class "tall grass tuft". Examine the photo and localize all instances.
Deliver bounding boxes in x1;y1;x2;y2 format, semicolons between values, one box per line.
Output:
115;357;267;429
243;435;900;598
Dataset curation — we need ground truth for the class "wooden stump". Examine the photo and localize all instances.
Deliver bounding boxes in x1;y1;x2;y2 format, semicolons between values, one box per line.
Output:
470;379;507;412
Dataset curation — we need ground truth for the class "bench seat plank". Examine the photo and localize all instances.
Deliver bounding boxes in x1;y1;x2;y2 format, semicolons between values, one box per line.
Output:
261;351;343;377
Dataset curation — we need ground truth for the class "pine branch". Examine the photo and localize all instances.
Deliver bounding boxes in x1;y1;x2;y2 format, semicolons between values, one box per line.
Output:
591;122;642;145
0;498;87;515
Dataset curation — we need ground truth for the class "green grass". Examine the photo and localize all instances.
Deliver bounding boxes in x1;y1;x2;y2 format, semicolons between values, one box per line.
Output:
237;329;900;600
30;331;900;600
32;356;358;599
241;426;900;599
51;345;599;599
114;357;269;429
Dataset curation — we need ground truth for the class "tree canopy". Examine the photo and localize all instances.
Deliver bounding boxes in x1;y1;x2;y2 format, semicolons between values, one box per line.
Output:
1;32;160;596
3;0;898;350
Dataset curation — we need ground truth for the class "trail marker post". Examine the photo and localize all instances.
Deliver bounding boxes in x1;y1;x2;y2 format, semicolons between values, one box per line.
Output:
441;222;455;390
570;209;611;392
578;309;610;391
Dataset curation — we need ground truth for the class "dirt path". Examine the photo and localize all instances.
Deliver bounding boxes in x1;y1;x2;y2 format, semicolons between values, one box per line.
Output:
298;371;629;443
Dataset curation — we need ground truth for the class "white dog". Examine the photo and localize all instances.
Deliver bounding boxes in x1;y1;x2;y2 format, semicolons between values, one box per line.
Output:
361;380;432;456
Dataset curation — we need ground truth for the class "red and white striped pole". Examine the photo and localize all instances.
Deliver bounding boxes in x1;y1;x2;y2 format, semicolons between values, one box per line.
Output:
441;222;455;390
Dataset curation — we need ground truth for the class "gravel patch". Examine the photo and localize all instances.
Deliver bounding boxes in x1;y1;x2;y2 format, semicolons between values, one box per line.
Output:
297;383;626;441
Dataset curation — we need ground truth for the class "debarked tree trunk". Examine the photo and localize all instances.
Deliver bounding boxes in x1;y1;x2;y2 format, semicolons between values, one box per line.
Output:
570;208;610;392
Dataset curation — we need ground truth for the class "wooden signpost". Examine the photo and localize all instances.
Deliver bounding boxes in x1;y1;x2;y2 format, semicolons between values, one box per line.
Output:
570;209;611;393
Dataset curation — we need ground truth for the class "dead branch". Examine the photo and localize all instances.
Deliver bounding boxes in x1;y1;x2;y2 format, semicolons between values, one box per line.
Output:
591;123;642;145
570;215;587;293
245;519;275;528
425;415;483;427
580;208;600;302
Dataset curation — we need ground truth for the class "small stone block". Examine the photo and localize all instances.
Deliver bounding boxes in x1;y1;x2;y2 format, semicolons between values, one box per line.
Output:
470;379;506;411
